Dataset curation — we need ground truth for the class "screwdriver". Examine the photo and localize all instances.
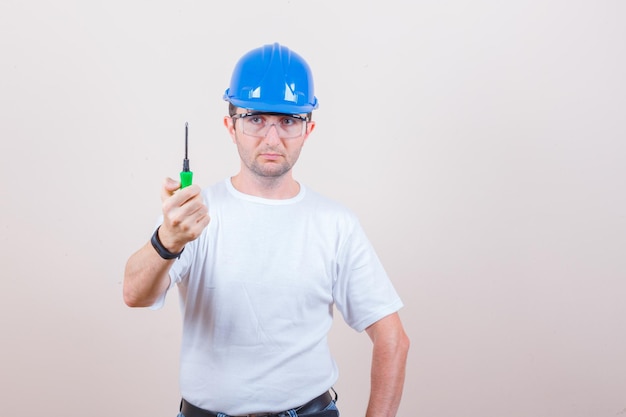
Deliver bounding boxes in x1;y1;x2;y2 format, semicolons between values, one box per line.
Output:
180;122;193;188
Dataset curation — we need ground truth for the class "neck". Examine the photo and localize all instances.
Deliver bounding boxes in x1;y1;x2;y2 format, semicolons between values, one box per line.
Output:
230;173;300;199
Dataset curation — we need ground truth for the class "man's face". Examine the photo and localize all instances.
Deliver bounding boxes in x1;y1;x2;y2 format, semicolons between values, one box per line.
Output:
224;110;315;179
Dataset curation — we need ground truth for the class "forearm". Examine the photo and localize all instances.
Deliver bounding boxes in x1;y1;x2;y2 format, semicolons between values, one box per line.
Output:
365;314;410;417
123;241;174;307
123;180;209;308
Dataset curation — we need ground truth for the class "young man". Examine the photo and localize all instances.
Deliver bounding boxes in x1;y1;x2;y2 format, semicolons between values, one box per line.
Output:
124;42;409;417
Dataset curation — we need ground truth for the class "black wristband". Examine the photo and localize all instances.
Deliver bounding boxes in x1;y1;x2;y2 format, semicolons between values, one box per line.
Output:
150;226;184;259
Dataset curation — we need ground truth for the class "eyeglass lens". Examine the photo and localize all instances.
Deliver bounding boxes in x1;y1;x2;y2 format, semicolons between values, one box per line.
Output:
240;114;305;138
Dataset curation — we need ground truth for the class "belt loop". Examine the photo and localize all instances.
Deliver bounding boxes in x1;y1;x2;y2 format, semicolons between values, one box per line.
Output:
330;387;338;403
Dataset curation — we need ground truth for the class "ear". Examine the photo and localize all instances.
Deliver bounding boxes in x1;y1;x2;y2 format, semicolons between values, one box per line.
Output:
224;116;237;143
302;120;316;143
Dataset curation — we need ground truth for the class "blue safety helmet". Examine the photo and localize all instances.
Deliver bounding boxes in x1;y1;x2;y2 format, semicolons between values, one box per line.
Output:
223;42;319;114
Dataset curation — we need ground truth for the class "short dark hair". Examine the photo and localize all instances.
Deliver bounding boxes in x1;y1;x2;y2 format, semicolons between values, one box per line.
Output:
228;102;238;117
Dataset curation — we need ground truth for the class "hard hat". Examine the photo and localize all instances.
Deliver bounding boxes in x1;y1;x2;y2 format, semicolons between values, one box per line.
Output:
223;42;318;114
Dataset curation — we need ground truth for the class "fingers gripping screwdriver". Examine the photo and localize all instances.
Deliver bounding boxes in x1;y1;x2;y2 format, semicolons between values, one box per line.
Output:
180;122;193;188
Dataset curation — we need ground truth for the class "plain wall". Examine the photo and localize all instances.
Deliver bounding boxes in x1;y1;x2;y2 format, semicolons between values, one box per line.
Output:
1;1;625;416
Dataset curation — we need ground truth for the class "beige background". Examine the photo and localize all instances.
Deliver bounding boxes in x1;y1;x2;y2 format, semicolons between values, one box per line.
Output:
1;1;625;416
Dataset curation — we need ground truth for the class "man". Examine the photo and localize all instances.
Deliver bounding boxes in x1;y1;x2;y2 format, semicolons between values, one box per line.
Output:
124;42;409;417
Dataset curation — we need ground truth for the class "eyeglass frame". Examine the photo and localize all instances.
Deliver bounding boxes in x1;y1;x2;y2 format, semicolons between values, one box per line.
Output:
230;111;310;138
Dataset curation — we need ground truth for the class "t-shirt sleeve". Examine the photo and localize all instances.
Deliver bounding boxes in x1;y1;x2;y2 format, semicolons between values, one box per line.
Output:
332;219;404;332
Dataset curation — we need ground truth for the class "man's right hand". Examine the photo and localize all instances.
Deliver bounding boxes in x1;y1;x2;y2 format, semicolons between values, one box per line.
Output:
158;177;210;253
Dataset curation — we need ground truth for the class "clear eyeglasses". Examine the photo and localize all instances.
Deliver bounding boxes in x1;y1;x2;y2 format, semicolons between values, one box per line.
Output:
231;112;309;139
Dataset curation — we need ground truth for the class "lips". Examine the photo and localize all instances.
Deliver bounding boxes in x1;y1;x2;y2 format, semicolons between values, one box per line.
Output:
260;153;282;161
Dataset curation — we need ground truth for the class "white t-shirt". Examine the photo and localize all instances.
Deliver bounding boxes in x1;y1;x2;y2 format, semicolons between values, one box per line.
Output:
154;178;403;415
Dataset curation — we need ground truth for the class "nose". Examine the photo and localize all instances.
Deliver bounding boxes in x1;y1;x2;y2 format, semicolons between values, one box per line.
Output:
263;123;281;144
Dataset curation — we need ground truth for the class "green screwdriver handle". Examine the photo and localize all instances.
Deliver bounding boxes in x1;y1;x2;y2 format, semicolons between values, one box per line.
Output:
180;170;193;188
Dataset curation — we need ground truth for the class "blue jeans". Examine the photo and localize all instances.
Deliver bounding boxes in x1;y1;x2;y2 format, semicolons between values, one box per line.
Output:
177;399;339;417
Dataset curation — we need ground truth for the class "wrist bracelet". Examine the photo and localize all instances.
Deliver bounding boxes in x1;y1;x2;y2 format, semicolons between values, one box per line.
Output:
151;226;184;259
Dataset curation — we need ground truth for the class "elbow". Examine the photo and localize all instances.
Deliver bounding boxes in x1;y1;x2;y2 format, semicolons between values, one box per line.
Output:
123;284;142;308
123;258;157;308
395;328;410;361
123;288;155;308
367;313;411;359
388;322;411;363
122;268;138;307
400;331;410;359
123;292;139;308
123;280;157;308
122;272;151;308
